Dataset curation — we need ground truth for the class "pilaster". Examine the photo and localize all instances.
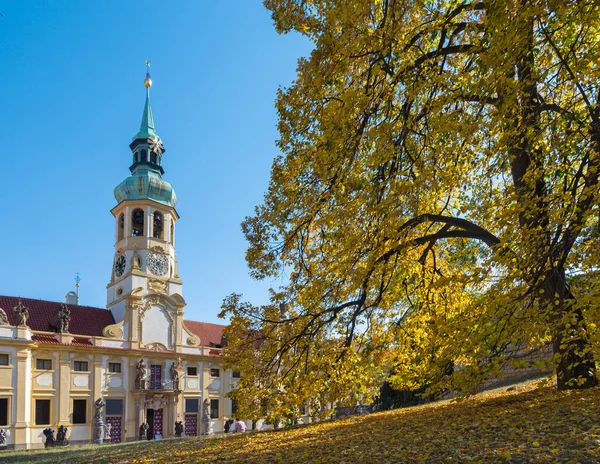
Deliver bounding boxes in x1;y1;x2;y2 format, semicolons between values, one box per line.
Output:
57;353;71;426
13;349;31;449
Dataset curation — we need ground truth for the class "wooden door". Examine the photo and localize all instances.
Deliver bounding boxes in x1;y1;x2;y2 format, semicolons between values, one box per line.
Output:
150;365;162;389
184;414;197;436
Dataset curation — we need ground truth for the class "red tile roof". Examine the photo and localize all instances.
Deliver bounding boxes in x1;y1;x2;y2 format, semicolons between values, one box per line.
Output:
31;334;60;345
1;296;226;349
31;334;94;347
0;296;114;337
184;320;226;347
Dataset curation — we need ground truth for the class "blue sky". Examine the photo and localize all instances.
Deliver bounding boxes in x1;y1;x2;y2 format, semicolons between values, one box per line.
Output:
0;1;312;324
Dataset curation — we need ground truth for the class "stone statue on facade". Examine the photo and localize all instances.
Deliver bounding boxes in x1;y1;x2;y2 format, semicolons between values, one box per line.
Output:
56;425;69;446
136;359;148;390
0;428;10;450
104;422;112;442
13;300;29;327
170;358;182;391
43;428;55;448
174;421;184;437
139;422;149;440
0;308;8;326
93;398;106;444
131;250;141;270
54;304;71;333
202;399;213;435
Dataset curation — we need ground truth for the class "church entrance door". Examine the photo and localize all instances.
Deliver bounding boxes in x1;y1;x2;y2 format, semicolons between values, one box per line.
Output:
146;408;163;439
185;414;197;436
146;408;154;439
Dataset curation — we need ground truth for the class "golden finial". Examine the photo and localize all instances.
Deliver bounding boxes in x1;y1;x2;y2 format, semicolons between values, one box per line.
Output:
144;60;152;88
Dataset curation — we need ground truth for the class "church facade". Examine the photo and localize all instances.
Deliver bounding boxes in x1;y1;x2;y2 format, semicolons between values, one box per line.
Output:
0;71;240;449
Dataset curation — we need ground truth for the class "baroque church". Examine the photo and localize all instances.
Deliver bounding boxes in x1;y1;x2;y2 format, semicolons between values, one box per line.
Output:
0;70;242;449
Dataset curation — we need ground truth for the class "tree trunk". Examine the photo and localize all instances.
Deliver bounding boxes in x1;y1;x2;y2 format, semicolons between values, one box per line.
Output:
546;268;598;390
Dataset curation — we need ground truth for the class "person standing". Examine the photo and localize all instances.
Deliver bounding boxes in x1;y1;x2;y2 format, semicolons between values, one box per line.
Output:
229;419;237;433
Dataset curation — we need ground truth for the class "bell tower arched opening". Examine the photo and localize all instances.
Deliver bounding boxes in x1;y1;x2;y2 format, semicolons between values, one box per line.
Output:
132;209;144;237
153;211;164;239
118;213;125;241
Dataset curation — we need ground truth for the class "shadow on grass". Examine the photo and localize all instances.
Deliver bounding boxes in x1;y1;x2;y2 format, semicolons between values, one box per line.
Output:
2;438;199;464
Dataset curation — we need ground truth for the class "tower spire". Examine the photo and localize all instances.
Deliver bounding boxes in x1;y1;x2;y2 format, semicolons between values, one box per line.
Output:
134;61;157;141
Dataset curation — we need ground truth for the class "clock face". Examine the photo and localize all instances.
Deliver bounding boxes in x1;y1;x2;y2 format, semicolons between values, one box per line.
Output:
147;252;169;276
114;255;126;277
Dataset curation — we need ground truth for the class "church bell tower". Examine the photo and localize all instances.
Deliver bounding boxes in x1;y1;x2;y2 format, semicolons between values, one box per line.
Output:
106;65;183;328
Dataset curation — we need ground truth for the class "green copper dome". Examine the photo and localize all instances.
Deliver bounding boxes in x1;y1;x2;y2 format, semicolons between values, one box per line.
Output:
114;172;177;208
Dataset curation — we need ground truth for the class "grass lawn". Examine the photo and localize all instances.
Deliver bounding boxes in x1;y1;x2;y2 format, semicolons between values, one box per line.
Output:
3;380;600;463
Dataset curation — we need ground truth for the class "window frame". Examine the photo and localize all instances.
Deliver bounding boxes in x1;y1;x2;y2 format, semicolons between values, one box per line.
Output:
187;366;198;377
0;398;8;426
108;362;122;373
210;399;219;419
210;368;220;378
73;361;89;372
34;399;51;426
105;399;124;416
0;353;10;367
232;371;241;379
185;398;199;413
231;398;238;415
72;399;87;424
36;359;52;371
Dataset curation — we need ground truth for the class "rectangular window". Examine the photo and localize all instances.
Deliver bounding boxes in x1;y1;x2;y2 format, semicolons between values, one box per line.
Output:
187;367;197;376
185;398;199;413
210;399;219;419
231;399;238;415
35;399;51;425
0;354;9;366
232;371;240;378
106;399;123;416
210;368;220;378
0;398;8;426
108;363;122;373
74;361;88;372
36;359;52;370
72;399;86;424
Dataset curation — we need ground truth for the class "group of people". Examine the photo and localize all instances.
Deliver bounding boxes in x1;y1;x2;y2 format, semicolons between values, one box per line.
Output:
224;418;246;433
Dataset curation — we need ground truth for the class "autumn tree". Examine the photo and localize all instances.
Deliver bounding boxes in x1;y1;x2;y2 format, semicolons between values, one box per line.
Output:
221;0;600;413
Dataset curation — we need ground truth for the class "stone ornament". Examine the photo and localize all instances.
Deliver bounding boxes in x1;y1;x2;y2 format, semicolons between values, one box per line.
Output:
93;398;106;444
139;422;149;440
56;425;69;446
131;250;141;270
202;399;213;435
170;358;182;391
104;422;112;441
0;428;10;449
43;428;55;448
13;300;29;327
55;303;71;333
174;421;184;437
0;308;8;326
136;359;148;390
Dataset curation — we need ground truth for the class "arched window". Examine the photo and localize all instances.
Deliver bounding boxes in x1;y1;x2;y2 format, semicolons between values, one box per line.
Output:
117;213;124;241
141;149;147;162
150;151;157;164
153;211;164;239
132;209;144;237
133;152;138;164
